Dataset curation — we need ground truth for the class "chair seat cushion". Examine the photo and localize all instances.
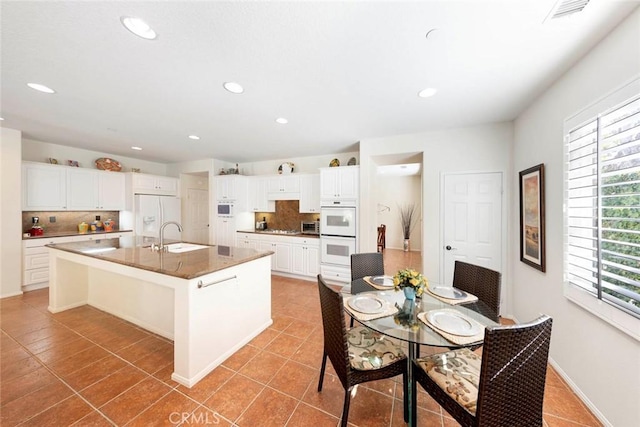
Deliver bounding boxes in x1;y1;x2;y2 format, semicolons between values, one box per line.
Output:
347;326;406;370
415;348;481;414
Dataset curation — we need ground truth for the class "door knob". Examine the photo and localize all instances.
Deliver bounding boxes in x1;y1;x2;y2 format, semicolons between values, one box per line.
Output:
445;245;457;251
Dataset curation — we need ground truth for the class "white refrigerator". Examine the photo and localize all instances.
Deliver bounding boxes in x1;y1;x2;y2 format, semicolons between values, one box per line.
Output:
135;195;181;240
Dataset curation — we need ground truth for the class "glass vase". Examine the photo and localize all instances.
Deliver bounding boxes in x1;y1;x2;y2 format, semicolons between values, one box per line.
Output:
403;287;416;300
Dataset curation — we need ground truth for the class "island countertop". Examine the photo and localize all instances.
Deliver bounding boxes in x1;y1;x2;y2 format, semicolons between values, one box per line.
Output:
46;236;274;280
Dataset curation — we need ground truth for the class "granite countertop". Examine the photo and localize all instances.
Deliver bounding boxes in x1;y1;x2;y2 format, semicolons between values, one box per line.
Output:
46;236;273;280
23;229;133;240
237;230;320;238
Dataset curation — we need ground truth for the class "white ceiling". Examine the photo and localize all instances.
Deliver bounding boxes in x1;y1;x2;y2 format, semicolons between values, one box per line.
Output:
1;1;638;164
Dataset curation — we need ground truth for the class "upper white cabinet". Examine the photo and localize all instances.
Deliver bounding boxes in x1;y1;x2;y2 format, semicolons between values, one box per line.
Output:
131;173;178;196
67;169;125;210
22;162;68;210
320;166;359;201
267;174;300;200
299;174;320;213
247;176;275;212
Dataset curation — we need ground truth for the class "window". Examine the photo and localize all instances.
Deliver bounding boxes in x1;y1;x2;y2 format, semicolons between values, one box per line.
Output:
566;93;640;319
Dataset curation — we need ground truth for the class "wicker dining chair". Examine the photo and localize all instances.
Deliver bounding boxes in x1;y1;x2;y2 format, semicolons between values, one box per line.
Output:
316;274;408;427
351;252;385;281
453;261;502;322
413;315;553;427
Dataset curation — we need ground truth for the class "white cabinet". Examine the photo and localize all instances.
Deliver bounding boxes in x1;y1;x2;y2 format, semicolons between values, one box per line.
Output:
299;174;320;213
291;239;320;277
237;233;260;250
22;231;133;290
320;166;359;201
216;175;248;210
22;162;67;210
131;173;178;196
67;169;125;210
267;174;300;200
216;217;237;246
247;176;275;212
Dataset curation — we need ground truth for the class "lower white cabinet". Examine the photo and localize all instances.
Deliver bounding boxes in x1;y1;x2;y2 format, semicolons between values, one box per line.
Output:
236;232;319;278
216;217;236;246
291;240;320;277
320;264;351;283
22;232;133;290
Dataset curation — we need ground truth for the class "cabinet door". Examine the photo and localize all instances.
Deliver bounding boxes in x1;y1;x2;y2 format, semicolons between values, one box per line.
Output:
273;243;291;272
248;177;274;212
22;163;67;210
132;174;158;191
156;176;178;195
299;174;320;213
216;217;234;246
281;175;300;193
291;244;306;276
67;168;99;210
99;172;126;210
306;245;320;276
320;168;339;199
337;167;358;199
266;176;282;193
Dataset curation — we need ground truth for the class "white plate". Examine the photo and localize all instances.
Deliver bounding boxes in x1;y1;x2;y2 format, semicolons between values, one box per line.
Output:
370;275;395;287
429;286;468;300
426;310;481;336
348;295;386;314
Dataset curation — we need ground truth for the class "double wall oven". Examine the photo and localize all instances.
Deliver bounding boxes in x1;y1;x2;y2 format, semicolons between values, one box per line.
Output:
320;205;356;268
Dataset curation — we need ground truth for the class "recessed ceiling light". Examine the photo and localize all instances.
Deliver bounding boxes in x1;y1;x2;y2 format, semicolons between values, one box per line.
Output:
223;82;244;94
131;146;143;151
418;88;437;98
275;118;288;124
120;16;157;40
188;135;200;140
27;83;56;94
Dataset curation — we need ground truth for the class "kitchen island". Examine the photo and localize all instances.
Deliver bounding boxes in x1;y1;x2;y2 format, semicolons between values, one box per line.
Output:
47;236;273;387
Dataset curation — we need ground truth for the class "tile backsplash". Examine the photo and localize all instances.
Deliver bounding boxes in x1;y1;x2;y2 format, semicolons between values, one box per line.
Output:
22;211;120;234
254;201;319;231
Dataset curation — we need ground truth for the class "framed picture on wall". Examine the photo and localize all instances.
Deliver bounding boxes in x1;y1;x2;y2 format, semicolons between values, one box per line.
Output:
519;163;546;272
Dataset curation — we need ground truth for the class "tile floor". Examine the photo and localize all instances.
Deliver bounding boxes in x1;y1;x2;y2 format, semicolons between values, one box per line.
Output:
1;249;602;426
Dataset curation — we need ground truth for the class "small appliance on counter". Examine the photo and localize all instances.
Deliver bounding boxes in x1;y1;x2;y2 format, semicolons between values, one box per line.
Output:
256;217;267;230
30;217;44;236
301;220;320;235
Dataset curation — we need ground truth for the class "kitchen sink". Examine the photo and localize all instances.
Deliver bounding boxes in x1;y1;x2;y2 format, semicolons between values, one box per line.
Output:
164;243;210;253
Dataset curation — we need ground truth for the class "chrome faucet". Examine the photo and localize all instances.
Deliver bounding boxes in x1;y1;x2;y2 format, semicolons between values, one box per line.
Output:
157;221;183;252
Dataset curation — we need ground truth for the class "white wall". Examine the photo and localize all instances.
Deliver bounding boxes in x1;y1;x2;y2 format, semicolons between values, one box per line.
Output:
0;128;23;298
360;122;512;285
22;138;169;176
240;151;359;176
375;175;422;251
512;9;640;427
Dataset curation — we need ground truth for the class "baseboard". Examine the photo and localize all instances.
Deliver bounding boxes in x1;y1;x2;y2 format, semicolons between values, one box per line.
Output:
22;282;48;292
547;358;612;427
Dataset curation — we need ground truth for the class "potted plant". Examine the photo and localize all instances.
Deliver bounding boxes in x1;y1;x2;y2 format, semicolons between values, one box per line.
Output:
393;268;428;300
399;203;417;252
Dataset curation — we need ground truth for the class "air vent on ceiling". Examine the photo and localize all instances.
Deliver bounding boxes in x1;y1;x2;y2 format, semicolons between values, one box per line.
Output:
547;0;591;20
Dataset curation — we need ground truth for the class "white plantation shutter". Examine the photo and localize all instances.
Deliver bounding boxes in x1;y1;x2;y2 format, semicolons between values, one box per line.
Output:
566;95;640;317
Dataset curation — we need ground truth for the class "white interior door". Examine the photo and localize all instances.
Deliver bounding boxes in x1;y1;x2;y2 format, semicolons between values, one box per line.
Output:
185;188;209;244
441;172;503;285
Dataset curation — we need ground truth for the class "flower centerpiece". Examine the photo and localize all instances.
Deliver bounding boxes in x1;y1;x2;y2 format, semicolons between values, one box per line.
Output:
393;268;428;300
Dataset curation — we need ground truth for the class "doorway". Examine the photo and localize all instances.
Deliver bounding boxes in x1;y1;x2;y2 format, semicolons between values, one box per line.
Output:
181;173;210;244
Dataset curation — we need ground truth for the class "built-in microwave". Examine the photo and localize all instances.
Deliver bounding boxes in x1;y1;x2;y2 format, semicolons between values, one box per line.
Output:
217;203;235;217
320;207;356;237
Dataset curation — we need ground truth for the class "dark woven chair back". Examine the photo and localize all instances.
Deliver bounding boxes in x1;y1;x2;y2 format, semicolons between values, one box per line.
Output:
317;274;351;387
453;261;501;321
476;315;553;426
351;252;384;281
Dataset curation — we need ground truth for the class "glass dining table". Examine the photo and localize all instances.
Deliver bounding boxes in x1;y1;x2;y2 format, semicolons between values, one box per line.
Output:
343;278;500;427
